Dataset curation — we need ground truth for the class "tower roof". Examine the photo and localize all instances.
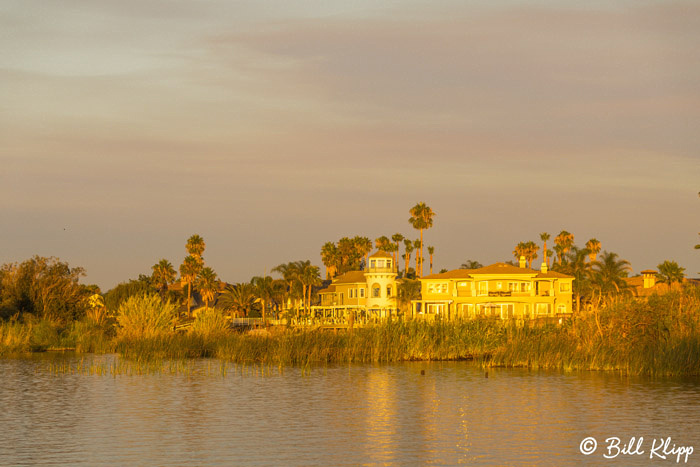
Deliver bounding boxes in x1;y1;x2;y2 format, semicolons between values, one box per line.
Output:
369;250;393;259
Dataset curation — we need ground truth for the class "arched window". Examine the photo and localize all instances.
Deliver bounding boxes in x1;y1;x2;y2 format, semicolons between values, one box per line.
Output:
372;283;381;298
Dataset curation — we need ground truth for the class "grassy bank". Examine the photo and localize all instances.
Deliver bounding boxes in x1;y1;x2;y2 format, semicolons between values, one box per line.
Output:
2;287;700;376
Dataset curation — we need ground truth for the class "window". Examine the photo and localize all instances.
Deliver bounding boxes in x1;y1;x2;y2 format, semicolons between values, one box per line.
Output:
426;303;445;314
536;303;552;316
560;283;571;292
377;259;384;268
359;288;365;298
370;260;376;268
372;285;381;298
557;304;566;314
478;281;488;296
508;282;518;292
500;304;514;319
497;282;503;290
386;286;392;297
427;282;448;294
521;282;531;292
386;259;392;269
457;281;468;287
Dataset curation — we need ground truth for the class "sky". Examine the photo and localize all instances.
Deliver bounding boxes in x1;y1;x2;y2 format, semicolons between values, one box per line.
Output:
2;0;699;290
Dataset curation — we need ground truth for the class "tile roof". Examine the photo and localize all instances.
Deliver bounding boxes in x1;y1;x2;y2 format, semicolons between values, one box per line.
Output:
470;263;539;275
421;264;573;280
331;270;367;284
369;250;393;259
422;269;476;280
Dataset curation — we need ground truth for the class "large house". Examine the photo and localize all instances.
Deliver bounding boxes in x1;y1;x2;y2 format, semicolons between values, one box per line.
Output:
314;251;399;321
313;252;574;322
410;258;574;321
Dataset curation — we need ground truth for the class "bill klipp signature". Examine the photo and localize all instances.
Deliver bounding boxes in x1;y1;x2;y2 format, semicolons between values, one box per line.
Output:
580;436;694;463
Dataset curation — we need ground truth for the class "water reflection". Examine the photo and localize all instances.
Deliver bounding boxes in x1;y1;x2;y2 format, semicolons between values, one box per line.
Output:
1;356;699;466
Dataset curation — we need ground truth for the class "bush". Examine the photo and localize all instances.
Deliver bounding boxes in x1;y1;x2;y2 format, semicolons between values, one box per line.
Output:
115;294;176;339
190;308;230;338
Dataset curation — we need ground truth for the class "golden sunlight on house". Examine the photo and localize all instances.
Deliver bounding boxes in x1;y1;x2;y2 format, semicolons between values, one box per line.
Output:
411;258;573;321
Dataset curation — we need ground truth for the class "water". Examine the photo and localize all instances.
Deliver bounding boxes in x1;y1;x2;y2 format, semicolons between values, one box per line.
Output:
1;355;699;466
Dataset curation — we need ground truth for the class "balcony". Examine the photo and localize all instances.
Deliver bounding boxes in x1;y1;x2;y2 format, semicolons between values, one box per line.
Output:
488;291;512;297
367;266;396;273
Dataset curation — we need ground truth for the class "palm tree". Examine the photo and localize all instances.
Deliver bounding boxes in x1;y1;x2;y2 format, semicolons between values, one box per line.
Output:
554;230;575;265
320;242;339;279
460;260;483;269
585;238;602;262
219;283;256;318
151;259;176;298
413;239;422;275
524;241;539;268
179;255;200;318
427;246;435;275
375;236;392;252
656;260;685;288
561;247;593;312
408;202;436;277
540;232;551;267
298;261;321;316
197;267;219;310
513;242;527;265
590;251;631;306
272;261;301;310
353;236;373;270
403;239;415;275
397;279;422;317
251;275;274;323
186;234;206;265
392;233;404;272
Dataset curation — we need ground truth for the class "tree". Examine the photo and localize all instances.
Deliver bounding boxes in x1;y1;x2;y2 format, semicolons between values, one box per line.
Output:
251;276;274;323
392;233;405;272
151;259;176;298
657;260;685;288
104;276;154;313
219;283;256;318
197;267;219;310
179;255;201;318
320;242;340;279
397;279;422;317
0;256;90;323
513;242;527;265
590;251;631;306
427;246;435;275
375;236;392;252
554;230;575;265
461;260;483;269
298;261;321;315
186;234;206;264
560;247;593;312
540;232;551;267
408;202;436;277
585;238;602;262
524;241;539;268
413;239;422;275
353;236;373;270
403;239;415;276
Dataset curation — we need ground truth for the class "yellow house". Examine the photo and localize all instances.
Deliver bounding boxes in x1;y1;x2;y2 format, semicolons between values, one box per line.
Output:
314;251;399;321
412;259;574;321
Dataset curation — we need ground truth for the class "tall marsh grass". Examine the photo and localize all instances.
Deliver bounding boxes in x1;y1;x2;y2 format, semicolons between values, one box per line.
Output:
2;287;700;376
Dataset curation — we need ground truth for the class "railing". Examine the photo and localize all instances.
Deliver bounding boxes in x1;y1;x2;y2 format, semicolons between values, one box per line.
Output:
366;266;396;273
229;317;264;326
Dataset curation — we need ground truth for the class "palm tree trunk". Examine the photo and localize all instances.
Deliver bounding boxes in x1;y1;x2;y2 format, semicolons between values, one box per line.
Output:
419;229;424;276
187;282;192;318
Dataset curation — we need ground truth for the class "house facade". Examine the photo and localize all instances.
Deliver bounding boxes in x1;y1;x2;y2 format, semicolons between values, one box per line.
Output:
313;251;399;321
411;259;574;321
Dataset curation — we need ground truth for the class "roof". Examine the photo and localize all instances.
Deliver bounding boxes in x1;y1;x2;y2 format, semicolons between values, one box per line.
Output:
369;250;393;259
536;271;573;279
331;270;366;284
422;269;476;280
318;285;336;295
640;269;657;274
420;263;573;280
470;263;539;275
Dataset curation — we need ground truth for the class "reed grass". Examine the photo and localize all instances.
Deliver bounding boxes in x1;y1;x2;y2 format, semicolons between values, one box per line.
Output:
2;287;700;376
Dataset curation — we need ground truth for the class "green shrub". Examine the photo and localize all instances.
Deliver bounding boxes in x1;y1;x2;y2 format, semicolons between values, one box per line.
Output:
115;294;176;339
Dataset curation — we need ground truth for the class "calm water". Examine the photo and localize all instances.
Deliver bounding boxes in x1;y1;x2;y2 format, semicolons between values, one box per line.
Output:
1;355;699;466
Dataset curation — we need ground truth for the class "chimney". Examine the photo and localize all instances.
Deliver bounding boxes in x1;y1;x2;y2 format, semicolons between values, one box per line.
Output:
642;270;656;289
519;255;526;268
541;262;548;274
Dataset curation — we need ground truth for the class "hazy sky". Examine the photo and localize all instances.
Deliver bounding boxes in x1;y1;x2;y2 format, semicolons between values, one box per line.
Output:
2;0;699;289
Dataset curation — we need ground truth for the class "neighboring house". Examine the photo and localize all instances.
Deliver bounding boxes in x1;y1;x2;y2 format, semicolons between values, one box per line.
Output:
623;269;698;297
314;251;399;321
411;257;574;321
